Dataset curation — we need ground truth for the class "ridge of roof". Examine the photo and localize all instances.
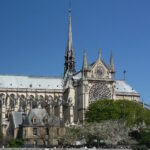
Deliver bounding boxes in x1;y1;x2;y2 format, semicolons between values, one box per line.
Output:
0;74;63;79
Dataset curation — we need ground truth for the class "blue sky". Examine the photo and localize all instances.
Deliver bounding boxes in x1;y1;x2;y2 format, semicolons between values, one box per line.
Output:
0;0;150;103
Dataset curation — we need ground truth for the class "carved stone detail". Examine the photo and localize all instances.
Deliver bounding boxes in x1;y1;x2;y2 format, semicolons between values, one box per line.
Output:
95;65;105;78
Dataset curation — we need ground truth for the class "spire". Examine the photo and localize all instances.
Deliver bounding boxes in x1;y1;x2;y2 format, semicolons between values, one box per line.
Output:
110;51;115;73
64;4;75;76
66;13;73;55
82;49;87;70
98;48;101;60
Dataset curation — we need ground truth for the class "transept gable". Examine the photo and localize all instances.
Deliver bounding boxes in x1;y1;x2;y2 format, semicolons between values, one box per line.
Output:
89;57;109;79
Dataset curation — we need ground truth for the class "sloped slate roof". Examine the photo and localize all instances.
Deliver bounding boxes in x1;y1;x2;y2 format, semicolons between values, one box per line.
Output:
25;108;48;126
115;80;138;94
0;75;63;90
24;108;61;126
12;111;23;128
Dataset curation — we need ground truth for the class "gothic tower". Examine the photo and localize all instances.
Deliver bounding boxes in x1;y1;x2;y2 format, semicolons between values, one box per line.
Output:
64;10;75;76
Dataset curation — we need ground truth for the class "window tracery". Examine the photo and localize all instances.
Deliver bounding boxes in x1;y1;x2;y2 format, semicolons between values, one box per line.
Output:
89;82;111;102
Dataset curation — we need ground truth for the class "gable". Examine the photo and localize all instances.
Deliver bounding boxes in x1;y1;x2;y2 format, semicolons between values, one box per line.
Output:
89;59;109;79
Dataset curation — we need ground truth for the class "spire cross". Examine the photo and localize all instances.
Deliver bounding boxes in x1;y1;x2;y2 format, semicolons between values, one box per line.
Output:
69;0;72;14
123;70;127;81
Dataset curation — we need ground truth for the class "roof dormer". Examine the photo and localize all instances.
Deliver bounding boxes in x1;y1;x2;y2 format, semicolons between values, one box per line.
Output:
32;115;38;125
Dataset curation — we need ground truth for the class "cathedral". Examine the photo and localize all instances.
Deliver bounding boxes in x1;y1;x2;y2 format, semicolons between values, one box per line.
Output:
0;11;140;146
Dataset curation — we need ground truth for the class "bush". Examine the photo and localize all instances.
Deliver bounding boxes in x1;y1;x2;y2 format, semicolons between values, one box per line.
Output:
9;139;24;148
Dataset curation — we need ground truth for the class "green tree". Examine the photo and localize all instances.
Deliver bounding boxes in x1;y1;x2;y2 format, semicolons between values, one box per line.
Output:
85;99;150;126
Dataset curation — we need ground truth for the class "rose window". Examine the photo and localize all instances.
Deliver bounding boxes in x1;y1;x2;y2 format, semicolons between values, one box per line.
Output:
89;83;111;102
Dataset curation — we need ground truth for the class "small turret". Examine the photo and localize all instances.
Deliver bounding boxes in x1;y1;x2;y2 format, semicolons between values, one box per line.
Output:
82;50;88;78
110;51;115;73
82;49;87;70
109;51;115;79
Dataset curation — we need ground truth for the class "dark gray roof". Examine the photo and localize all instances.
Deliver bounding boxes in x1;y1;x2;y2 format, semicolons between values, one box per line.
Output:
12;111;23;128
23;108;62;126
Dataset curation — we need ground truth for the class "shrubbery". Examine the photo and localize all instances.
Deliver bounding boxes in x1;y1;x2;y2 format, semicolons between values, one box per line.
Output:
9;139;24;148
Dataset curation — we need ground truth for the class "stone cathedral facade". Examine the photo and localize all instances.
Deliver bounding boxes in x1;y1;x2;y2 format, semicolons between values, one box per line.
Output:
0;13;140;141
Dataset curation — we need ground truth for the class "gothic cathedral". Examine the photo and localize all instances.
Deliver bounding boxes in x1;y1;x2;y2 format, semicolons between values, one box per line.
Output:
0;12;139;139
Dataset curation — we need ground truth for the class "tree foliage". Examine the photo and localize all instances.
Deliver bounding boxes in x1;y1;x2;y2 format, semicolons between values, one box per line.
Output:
61;121;136;146
85;99;150;126
60;127;82;145
82;121;135;145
